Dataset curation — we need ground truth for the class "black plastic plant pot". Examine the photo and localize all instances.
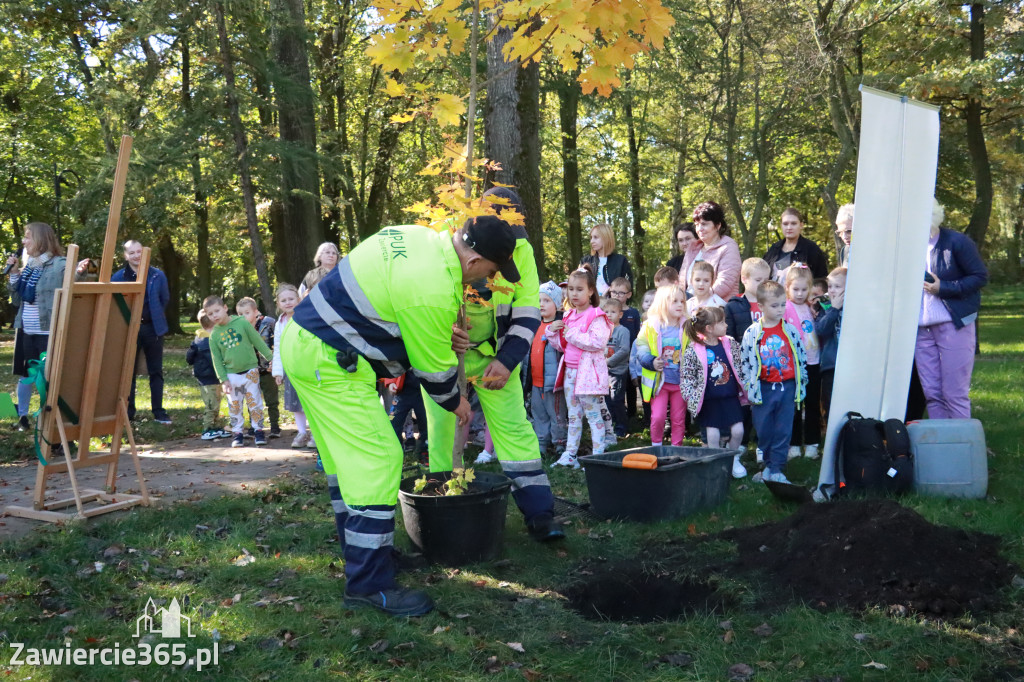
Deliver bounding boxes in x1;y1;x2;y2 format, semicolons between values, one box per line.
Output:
398;471;513;566
579;446;735;522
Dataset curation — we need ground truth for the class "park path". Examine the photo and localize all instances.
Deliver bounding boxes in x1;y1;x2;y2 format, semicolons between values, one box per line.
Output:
0;435;317;542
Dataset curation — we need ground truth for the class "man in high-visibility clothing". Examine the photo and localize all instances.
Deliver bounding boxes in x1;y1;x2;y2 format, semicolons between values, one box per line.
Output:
280;216;519;617
424;188;565;543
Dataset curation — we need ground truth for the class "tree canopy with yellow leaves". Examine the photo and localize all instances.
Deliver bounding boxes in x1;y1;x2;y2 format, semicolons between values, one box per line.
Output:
364;0;675;229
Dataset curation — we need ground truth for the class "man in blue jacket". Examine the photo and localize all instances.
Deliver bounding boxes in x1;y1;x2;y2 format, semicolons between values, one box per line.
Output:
112;240;172;424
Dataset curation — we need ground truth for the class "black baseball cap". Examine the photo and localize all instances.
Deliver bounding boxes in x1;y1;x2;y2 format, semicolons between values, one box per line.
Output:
460;215;520;283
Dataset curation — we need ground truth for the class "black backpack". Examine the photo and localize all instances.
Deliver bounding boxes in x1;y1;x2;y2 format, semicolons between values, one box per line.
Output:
834;411;914;497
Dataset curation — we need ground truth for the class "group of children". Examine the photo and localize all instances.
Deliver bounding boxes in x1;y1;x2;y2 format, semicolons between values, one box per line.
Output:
185;286;317;454
182;250;849;487
529;256;849;485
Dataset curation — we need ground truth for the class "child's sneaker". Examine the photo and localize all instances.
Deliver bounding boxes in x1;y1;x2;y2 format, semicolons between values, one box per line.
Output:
291;432;309;449
788;446;801;460
551;453;580;469
314;452;325;472
269;428;282;439
231;433;245;448
804;444;819;459
763;470;792;484
201;429;219;441
253;430;267;446
214;429;232;439
474;450;495;464
307;435;317;449
755;448;764;463
731;454;747;479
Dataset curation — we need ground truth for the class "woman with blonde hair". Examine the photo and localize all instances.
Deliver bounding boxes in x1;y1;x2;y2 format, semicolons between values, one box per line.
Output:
299;242;341;297
5;223;67;430
579;223;633;296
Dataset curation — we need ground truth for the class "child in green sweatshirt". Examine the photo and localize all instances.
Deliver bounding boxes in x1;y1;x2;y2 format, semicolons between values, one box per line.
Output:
203;295;274;448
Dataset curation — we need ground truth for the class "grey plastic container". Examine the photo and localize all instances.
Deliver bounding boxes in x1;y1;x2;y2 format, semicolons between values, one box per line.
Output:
908;419;988;499
579;446;735;522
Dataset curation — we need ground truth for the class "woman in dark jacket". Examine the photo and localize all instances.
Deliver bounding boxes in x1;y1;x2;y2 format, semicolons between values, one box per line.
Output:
5;223;67;430
580;223;633;296
665;223;697;274
763;207;829;281
914;200;988;419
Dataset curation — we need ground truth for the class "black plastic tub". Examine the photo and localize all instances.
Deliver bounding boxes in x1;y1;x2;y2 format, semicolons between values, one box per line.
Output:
579;446;735;522
398;471;513;566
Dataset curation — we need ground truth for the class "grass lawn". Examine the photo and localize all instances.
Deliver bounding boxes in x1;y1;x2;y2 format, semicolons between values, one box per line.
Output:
1;288;1022;680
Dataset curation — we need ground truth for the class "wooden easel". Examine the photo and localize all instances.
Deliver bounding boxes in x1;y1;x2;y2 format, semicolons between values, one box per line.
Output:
5;135;151;522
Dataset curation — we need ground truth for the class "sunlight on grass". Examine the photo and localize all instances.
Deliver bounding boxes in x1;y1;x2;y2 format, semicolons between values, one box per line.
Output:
1;288;1023;680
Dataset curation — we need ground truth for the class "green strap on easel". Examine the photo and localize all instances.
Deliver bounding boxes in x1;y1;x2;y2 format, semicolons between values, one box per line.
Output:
20;354;81;466
20;355;50;465
113;293;132;324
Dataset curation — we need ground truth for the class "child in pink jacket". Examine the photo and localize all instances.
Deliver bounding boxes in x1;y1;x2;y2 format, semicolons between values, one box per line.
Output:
546;265;611;469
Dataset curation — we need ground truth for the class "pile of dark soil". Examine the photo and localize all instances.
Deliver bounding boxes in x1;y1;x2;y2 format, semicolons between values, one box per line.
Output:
562;564;724;622
722;499;1016;617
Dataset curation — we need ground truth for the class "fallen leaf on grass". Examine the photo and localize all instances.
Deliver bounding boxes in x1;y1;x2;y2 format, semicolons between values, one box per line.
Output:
232;550;255;567
1011;574;1024;589
432;625;450;634
785;654;804;670
945;656;960;667
752;622;773;637
718;620;733;630
369;639;389;653
727;663;754;681
484;655;502;674
102;544;124;558
916;658;931;671
862;661;887;670
853;632;870;642
521;669;542;681
506;642;525;653
722;629;735;644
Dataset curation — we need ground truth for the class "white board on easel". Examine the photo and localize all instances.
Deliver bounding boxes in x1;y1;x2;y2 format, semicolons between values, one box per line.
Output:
816;87;940;496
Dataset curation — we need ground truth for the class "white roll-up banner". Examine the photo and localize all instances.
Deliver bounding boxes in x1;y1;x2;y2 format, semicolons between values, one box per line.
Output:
817;86;940;495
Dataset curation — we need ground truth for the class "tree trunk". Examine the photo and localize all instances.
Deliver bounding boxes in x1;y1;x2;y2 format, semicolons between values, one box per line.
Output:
514;33;544;279
669;117;687;261
181;31;211;299
484;18;545;276
964;2;992;248
484;25;520;186
623;71;646;280
557;75;582;268
157;233;186;335
1009;180;1024;282
271;0;324;284
316;26;342;246
215;1;274;308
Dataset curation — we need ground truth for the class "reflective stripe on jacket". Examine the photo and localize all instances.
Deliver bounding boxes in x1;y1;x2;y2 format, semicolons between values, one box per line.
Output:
473;236;541;370
636;320;689;402
291;225;463;411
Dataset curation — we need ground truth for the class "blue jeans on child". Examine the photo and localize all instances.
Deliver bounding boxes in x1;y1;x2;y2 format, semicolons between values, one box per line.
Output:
751;379;796;474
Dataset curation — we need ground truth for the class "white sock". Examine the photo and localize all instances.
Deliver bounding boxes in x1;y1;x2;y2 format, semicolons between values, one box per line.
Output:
294;410;308;435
